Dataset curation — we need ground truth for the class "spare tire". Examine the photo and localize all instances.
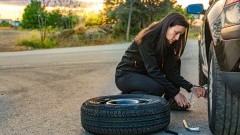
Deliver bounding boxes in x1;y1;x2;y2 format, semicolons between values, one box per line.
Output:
81;94;170;135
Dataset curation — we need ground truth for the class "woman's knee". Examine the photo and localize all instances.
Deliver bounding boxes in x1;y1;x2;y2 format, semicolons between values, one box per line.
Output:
115;76;125;91
115;75;134;93
115;73;164;96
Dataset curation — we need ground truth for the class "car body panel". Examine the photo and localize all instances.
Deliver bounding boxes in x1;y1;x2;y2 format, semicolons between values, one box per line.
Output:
216;39;240;71
189;0;240;91
207;0;226;45
221;25;240;40
207;0;226;26
187;1;240;133
206;1;240;72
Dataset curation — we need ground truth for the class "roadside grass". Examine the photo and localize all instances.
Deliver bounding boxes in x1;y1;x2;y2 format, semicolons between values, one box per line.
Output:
0;28;30;52
56;35;125;48
17;28;126;49
188;25;201;39
0;27;14;30
18;31;125;49
19;30;57;49
0;25;200;52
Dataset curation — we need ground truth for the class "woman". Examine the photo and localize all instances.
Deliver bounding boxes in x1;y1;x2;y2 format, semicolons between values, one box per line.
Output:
115;13;205;110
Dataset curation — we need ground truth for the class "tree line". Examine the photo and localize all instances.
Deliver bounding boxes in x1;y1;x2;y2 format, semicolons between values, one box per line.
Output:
21;0;193;40
21;0;78;29
102;0;192;39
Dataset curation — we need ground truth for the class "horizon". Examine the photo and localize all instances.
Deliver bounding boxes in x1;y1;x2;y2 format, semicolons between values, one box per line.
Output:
0;0;209;20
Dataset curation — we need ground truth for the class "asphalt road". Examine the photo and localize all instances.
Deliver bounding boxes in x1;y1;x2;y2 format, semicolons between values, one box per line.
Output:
0;40;213;135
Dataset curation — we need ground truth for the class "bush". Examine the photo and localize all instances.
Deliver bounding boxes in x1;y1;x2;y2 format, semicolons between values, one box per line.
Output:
0;21;11;27
43;38;56;48
21;39;39;48
21;38;56;49
84;13;102;26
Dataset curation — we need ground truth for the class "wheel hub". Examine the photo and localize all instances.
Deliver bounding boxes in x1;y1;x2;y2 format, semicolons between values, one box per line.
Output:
106;99;149;105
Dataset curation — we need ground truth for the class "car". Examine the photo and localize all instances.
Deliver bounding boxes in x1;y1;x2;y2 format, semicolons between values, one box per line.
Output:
11;21;21;28
187;0;240;134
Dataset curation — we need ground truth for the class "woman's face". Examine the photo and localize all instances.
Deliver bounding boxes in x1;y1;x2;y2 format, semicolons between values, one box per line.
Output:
166;25;186;45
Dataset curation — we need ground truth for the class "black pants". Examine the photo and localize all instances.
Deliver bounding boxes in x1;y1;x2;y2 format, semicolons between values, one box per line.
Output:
115;60;181;97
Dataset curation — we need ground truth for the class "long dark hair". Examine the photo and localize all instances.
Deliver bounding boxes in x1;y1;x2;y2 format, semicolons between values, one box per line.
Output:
135;13;189;64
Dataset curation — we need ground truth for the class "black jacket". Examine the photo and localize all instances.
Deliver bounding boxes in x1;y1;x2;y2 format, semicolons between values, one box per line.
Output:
116;35;193;98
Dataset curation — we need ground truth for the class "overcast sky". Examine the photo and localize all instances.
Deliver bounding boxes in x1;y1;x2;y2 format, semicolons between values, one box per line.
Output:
0;0;27;5
0;0;102;5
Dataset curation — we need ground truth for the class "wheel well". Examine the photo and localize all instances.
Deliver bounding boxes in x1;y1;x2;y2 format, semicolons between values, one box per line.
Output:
204;20;212;63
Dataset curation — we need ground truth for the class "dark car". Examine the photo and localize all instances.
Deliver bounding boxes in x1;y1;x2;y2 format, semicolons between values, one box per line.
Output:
187;0;240;134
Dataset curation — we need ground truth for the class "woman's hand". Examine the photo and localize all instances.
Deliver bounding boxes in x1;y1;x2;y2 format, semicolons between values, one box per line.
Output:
193;86;206;98
174;92;191;108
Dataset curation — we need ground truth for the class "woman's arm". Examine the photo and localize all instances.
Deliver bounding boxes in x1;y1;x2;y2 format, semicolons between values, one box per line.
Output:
163;50;193;92
138;36;179;97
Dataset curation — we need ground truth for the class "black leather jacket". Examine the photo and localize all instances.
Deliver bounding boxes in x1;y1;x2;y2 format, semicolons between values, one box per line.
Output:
116;35;193;98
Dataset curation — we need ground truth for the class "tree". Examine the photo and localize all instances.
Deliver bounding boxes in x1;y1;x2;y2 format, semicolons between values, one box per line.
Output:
22;0;80;30
102;0;125;24
126;0;134;41
105;0;173;38
107;0;149;38
60;13;79;29
47;10;62;28
21;0;45;29
103;0;192;39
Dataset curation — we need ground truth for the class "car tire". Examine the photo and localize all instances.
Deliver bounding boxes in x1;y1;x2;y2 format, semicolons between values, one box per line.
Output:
198;43;207;86
208;42;240;135
81;94;170;135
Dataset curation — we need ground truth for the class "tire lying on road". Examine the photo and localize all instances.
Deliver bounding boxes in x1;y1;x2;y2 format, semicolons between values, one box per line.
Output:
81;94;170;135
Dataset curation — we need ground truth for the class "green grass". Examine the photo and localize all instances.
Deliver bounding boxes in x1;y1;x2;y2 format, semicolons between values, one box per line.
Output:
21;38;56;49
188;26;201;39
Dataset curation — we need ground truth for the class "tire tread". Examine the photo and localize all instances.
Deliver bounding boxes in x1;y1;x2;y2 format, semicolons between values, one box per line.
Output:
209;44;240;135
81;94;170;135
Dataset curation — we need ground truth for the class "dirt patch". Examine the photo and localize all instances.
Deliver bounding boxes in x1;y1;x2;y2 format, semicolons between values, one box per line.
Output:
0;29;30;52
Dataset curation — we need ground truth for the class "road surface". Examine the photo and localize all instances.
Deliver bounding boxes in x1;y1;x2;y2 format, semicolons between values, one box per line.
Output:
0;40;213;135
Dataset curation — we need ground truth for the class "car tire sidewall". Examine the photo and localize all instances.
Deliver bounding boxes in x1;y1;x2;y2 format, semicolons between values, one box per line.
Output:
208;42;217;132
208;42;226;134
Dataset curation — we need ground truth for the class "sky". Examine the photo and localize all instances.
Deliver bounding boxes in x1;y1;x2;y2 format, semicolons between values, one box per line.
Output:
177;0;209;9
0;0;209;20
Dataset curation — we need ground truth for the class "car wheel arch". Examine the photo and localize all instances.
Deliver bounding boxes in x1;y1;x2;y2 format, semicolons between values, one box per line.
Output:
204;19;213;65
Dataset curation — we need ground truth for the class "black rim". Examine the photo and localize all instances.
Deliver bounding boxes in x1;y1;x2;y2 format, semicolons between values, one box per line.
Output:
105;98;150;105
